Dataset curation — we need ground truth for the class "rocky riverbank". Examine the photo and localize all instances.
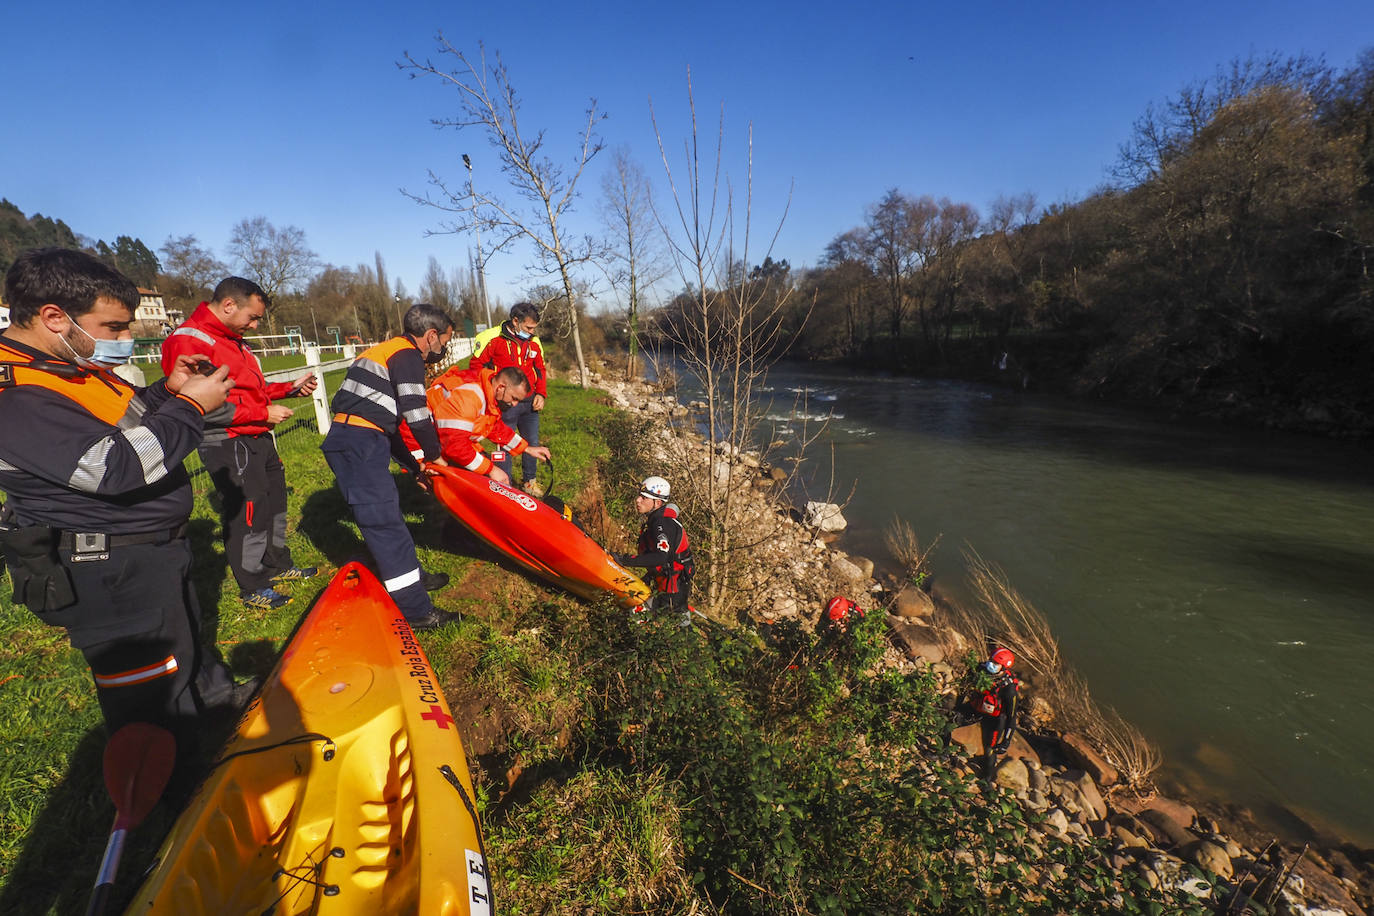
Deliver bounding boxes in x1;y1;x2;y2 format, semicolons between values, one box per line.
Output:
588;367;1374;916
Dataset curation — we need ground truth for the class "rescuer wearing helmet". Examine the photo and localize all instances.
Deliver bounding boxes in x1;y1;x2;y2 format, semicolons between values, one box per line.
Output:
613;476;695;626
0;247;251;739
976;647;1020;769
820;595;865;635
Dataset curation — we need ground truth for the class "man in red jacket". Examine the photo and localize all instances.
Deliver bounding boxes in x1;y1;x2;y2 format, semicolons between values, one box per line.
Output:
161;277;318;610
472;302;547;495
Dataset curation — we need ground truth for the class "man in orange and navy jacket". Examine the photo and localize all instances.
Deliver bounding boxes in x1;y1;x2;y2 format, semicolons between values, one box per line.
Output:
321;304;459;631
161;278;319;610
471;301;547;494
0;247;253;744
401;365;552;485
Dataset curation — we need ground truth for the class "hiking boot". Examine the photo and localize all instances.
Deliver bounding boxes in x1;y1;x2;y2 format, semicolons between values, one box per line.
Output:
521;479;545;497
420;569;449;591
241;587;291;610
407;609;462;632
271;566;319;583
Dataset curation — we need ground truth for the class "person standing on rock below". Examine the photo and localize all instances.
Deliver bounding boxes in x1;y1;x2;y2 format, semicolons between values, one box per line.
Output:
0;247;253;742
161;277;319;611
470;302;547;496
976;647;1020;776
322;303;458;632
613;476;695;627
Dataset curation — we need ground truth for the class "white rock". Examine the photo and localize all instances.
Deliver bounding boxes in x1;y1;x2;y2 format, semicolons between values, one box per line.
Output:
804;501;847;532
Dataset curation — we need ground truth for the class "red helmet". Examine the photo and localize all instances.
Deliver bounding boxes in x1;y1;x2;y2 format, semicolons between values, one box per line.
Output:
826;596;851;621
991;648;1015;670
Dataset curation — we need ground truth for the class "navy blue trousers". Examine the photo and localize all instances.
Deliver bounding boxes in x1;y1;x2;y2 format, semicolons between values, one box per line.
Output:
496;398;540;482
321;425;433;620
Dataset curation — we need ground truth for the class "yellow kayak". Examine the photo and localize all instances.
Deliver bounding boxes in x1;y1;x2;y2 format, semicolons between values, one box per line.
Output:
126;563;491;915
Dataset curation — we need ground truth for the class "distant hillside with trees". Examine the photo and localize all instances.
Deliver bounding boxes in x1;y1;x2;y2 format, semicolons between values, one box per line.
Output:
637;51;1374;437
0;199;161;289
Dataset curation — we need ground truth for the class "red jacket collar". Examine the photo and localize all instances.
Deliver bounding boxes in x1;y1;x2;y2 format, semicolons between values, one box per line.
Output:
189;302;241;341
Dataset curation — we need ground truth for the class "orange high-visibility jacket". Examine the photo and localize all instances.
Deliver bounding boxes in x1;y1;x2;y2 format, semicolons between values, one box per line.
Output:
400;366;526;474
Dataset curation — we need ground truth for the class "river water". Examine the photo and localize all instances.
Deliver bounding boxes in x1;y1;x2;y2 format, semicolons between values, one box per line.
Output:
709;361;1374;846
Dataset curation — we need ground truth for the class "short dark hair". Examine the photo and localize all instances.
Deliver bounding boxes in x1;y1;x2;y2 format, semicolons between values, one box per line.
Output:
211;276;269;308
4;247;140;326
510;301;541;323
494;366;530;389
403;302;454;337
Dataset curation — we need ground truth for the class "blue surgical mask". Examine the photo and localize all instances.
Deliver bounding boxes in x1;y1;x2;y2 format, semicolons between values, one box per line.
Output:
514;329;533;341
61;313;135;367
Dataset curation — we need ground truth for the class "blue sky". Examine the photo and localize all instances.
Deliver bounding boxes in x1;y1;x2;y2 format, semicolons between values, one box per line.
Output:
6;0;1373;313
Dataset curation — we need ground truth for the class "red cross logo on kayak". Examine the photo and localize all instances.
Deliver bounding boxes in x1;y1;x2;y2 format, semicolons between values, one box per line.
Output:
421;704;454;729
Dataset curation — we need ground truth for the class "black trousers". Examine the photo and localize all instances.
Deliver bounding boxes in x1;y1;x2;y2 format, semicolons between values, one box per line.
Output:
36;537;236;736
200;434;294;592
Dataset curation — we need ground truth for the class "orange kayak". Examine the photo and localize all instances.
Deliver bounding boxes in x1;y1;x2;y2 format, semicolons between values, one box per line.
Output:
427;464;650;608
126;563;492;915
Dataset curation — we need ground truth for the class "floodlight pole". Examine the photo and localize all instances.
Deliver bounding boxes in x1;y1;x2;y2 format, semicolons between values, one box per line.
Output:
463;153;492;328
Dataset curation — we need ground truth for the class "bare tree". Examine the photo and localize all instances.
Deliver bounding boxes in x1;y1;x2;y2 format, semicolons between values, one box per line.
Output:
648;72;815;617
864;189;937;344
419;255;458;314
601;147;669;379
226;217;320;332
400;38;608;387
158;234;227;310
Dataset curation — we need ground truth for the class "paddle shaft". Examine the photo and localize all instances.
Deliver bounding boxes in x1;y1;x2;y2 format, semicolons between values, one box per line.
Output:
85;821;129;916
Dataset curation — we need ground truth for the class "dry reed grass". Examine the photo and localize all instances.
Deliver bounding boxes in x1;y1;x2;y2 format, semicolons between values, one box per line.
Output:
945;547;1162;790
883;517;942;584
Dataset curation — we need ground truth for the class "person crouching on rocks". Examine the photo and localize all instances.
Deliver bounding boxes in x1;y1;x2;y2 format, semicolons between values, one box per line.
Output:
819;595;865;636
613;476;694;627
975;647;1020;776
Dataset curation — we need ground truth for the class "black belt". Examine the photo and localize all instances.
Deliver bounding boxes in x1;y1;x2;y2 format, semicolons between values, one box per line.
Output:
59;523;188;550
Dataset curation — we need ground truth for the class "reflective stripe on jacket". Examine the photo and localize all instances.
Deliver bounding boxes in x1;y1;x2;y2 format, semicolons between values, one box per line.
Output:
159;303;296;439
472;323;547;397
399;366;525;473
328;336;440;461
0;336;203;531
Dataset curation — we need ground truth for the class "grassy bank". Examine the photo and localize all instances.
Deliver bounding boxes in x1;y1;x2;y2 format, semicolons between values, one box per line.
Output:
0;376;1209;914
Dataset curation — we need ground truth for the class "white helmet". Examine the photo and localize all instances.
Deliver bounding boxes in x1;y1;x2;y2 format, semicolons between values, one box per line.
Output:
639;476;671;500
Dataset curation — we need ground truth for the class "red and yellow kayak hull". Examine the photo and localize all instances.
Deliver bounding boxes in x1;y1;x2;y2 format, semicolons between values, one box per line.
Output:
126;563;491;915
428;464;649;608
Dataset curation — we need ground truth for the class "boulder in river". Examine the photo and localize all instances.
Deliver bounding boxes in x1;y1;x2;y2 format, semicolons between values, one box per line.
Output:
1059;732;1119;788
893;584;935;618
804;501;847;532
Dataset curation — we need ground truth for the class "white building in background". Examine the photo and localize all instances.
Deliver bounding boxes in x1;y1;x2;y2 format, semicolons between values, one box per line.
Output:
0;305;9;330
134;288;170;336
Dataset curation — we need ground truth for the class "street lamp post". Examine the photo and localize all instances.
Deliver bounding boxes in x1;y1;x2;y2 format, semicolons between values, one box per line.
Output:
462;153;492;328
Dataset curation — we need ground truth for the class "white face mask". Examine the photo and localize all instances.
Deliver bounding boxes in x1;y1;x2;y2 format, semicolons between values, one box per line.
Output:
59;313;135;367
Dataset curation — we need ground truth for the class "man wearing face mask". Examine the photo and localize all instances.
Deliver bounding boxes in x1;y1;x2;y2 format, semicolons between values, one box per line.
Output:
472;302;548;496
161;277;320;611
0;247;251;742
322;303;459;630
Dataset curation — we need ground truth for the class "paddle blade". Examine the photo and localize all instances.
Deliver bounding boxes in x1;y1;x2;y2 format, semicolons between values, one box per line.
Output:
102;722;176;830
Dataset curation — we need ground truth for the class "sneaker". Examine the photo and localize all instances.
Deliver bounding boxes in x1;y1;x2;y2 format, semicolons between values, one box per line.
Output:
271;566;319;582
241;587;291;610
521;479;545;498
420;569;449;591
407;609;461;632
